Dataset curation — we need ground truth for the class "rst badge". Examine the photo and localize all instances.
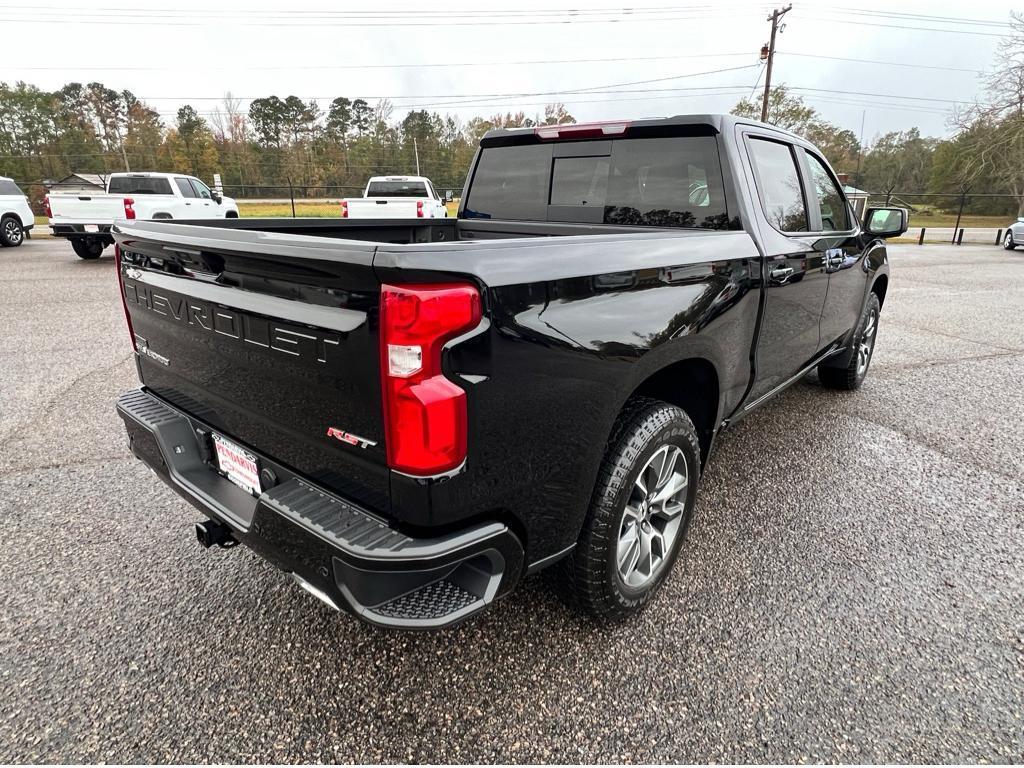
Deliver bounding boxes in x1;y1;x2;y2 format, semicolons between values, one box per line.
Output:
327;427;377;449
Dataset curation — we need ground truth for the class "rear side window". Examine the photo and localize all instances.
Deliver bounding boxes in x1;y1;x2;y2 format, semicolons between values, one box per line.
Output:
464;136;730;229
747;138;808;233
174;178;197;198
0;180;23;196
366;181;429;197
805;152;850;231
108;176;173;195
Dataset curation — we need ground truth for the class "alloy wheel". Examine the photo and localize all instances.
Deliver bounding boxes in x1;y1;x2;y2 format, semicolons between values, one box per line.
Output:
616;444;688;588
4;220;21;245
857;308;878;377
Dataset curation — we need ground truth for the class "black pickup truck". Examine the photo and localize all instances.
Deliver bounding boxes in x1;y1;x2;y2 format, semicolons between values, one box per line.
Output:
113;114;906;629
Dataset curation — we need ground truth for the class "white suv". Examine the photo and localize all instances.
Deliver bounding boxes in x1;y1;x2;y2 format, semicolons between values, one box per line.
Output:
0;177;35;248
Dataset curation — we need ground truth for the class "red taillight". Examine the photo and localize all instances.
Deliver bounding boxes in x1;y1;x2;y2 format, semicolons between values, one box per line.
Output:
416;200;424;218
114;244;137;351
123;198;136;220
340;200;348;218
534;121;630;140
43;194;52;218
380;283;481;475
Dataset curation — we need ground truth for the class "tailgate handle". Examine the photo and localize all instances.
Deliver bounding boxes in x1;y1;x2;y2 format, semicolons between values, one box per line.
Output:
375;200;387;204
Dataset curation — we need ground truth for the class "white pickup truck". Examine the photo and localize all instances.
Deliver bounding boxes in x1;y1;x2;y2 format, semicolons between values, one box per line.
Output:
340;176;450;219
46;172;239;259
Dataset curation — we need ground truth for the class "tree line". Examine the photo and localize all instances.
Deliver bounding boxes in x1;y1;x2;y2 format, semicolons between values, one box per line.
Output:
0;82;576;201
2;15;1023;217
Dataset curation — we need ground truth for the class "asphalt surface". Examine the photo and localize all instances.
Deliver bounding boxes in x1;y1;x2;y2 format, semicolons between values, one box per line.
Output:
1;238;1022;763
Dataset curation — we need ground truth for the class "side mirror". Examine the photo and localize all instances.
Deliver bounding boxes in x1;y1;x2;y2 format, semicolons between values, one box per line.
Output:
863;207;908;238
211;190;223;204
443;190;454;204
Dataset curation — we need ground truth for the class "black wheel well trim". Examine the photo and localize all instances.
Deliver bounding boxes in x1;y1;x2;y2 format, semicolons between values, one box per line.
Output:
623;356;721;467
871;273;889;308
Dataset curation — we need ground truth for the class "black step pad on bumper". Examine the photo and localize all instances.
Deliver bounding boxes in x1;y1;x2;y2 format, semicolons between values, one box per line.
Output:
116;389;523;629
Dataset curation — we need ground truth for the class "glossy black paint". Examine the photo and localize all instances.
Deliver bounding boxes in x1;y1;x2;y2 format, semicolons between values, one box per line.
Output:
113;114;891;593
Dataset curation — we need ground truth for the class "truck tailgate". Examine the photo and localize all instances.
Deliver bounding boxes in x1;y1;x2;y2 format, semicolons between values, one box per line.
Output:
114;222;390;512
48;193;126;224
346;198;421;218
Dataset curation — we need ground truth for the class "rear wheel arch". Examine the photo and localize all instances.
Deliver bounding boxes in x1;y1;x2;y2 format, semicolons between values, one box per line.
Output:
152;212;173;220
626;357;720;466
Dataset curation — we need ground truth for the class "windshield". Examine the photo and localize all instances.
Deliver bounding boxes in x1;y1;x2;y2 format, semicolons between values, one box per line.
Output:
366;181;429;198
107;176;173;195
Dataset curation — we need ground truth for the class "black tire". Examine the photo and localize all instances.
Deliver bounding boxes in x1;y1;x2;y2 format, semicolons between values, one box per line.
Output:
0;215;24;247
225;210;238;218
558;398;701;620
1004;231;1016;250
71;238;104;260
819;292;881;390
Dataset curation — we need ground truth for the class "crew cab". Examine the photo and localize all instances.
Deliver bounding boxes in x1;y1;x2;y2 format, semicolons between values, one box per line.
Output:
0;176;35;248
340;175;450;219
112;115;906;629
47;172;238;259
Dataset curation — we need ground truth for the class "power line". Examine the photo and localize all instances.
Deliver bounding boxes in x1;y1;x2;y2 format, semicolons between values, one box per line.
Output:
0;51;754;72
778;51;985;74
800;15;1007;37
110;64;759;103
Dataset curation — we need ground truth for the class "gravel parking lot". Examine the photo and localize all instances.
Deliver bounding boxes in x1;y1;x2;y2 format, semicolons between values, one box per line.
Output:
1;238;1022;762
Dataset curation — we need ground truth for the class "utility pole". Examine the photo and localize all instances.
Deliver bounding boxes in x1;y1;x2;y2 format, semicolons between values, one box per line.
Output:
760;4;791;123
413;138;421;176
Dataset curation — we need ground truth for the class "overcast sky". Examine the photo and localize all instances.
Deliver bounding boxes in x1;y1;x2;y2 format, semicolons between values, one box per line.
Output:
2;0;1015;143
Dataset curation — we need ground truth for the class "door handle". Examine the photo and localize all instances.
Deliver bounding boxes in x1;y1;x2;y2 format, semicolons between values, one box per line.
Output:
770;266;795;280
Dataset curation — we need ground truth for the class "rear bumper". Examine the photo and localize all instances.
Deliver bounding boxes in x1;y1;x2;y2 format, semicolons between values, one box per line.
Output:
50;223;113;238
115;388;523;629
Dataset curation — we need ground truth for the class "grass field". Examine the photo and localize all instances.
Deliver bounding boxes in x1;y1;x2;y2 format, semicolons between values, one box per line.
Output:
906;214;1009;229
237;200;461;218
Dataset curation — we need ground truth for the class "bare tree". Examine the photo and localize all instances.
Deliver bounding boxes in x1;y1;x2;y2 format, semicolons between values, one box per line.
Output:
950;13;1024;215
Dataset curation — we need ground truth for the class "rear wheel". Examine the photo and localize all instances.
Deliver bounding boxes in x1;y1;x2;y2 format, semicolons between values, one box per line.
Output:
1004;231;1016;250
0;215;23;247
558;398;701;620
819;292;880;390
71;238;104;260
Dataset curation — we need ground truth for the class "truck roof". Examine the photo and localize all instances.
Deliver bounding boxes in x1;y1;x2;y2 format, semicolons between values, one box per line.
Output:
481;113;802;144
367;176;432;183
107;172;190;179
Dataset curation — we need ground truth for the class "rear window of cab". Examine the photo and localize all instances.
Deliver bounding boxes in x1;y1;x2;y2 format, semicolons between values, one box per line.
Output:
463;135;730;229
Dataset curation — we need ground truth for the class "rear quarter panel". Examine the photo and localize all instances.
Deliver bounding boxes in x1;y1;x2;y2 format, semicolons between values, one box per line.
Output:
374;229;762;562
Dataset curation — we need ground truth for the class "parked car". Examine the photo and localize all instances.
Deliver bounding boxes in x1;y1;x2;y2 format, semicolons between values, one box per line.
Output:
46;172;238;259
340;175;450;218
112;115;906;629
1002;217;1024;249
0;176;35;248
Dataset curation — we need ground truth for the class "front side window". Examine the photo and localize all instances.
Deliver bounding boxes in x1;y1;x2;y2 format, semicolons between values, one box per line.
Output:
805;153;850;231
189;179;212;200
747;138;808;233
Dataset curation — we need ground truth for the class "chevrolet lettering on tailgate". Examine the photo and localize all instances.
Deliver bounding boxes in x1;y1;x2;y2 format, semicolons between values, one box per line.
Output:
122;276;341;364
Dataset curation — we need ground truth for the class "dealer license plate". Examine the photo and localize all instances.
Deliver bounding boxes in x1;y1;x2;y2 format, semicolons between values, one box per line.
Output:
213;434;261;496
